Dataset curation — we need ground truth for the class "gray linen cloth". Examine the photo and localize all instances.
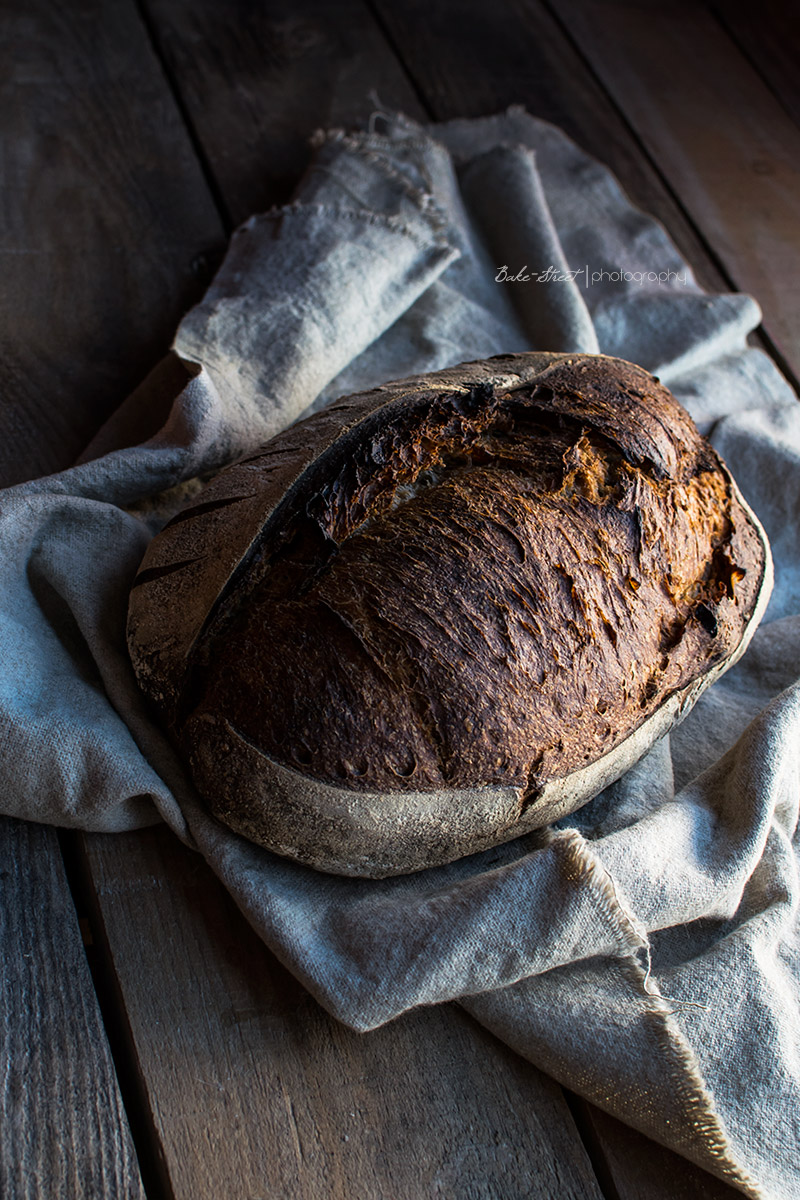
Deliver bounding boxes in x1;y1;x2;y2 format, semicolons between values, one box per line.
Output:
1;107;799;1197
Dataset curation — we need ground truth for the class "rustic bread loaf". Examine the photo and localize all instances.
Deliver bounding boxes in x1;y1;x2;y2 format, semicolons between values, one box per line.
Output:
127;352;772;877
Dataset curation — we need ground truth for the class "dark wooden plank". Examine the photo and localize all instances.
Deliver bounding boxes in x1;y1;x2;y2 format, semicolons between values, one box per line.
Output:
574;1102;744;1200
550;0;800;382
83;825;604;1200
0;0;224;486
366;0;730;297
711;0;800;134
139;0;427;225
0;818;145;1200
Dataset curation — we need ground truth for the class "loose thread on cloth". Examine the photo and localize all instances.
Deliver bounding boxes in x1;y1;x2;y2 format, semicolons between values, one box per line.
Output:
307;131;454;245
548;827;762;1194
617;956;765;1198
240;202;453;255
639;940;709;1014
547;826;711;1013
367;101;393;136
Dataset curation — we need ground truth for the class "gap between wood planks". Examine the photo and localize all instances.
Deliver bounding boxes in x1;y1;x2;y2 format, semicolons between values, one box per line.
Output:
709;0;800;134
0;819;146;1200
535;0;798;389
132;0;235;234
58;829;176;1200
540;0;800;392
365;0;799;395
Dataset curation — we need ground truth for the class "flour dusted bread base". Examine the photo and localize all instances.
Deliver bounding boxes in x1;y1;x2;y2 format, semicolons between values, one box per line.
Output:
127;353;772;877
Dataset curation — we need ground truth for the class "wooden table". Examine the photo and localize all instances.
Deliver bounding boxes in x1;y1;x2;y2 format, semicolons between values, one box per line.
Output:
2;2;798;1196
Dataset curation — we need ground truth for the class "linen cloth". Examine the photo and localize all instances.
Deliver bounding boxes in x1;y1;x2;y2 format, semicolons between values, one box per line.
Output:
1;106;799;1197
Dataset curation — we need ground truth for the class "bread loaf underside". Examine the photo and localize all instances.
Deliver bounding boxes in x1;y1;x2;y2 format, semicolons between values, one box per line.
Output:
127;353;772;876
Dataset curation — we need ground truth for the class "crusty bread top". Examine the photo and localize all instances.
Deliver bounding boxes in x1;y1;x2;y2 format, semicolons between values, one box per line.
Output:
128;352;767;807
126;352;564;717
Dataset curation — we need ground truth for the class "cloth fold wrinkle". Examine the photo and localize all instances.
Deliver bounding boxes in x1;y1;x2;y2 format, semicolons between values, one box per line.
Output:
458;144;600;354
310;126;532;410
1;106;799;1198
463;959;765;1199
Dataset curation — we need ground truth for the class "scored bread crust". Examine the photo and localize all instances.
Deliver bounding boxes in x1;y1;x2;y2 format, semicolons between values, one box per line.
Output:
127;352;772;877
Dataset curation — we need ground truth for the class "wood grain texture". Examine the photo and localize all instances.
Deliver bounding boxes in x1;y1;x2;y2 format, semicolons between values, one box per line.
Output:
574;1102;745;1200
550;0;800;382
0;0;224;486
83;824;604;1200
0;818;145;1200
139;0;427;224
366;0;729;295
712;0;800;134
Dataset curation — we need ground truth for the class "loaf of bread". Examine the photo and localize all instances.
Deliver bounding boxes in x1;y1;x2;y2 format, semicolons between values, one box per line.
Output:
127;352;772;876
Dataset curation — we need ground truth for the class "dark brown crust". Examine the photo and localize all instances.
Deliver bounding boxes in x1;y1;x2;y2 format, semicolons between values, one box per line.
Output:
127;352;770;869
